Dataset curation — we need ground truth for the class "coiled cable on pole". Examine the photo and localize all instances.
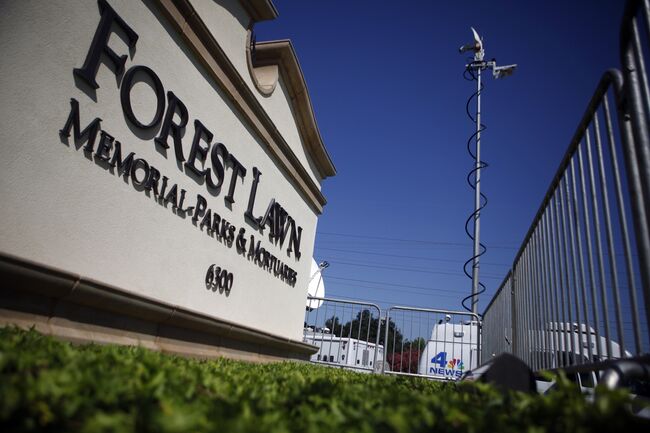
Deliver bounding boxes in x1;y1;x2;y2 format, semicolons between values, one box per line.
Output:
462;63;487;315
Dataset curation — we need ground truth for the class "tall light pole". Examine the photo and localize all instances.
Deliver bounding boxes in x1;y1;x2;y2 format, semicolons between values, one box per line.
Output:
460;28;517;315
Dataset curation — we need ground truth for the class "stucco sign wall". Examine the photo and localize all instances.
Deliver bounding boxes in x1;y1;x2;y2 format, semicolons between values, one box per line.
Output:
0;0;334;343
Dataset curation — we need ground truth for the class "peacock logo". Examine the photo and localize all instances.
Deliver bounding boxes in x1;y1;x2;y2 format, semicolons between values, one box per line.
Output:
447;358;464;370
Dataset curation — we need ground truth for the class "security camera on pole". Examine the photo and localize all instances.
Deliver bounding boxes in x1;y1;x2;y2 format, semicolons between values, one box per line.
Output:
460;28;516;315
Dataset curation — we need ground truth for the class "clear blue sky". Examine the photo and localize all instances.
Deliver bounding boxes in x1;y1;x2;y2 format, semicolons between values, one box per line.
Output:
256;1;623;313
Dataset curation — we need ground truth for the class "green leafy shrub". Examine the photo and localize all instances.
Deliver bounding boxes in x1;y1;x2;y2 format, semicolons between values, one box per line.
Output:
0;327;646;432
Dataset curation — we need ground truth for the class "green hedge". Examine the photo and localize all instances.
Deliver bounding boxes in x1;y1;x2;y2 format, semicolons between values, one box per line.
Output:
0;327;646;432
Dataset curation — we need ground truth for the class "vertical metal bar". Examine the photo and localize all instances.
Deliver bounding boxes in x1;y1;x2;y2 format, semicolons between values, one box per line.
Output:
511;267;518;358
537;212;554;368
547;199;566;366
493;287;499;357
483;309;487;360
452;313;457;372
477;313;482;366
418;311;424;374
531;244;540;369
529;243;541;370
585;127;614;359
520;258;528;362
408;311;414;373
578;143;603;360
335;304;346;365
365;309;372;368
521;248;531;366
531;228;549;370
515;262;524;360
535;230;548;369
399;312;406;372
383;310;390;373
497;288;502;357
373;307;381;373
632;12;650;126
482;308;487;359
508;275;514;355
482;307;487;360
316;302;326;360
530;230;543;368
512;267;519;360
366;308;372;346
558;180;577;364
391;310;397;371
553;194;569;364
463;315;468;375
521;249;532;365
346;307;354;342
425;312;431;375
495;296;498;358
603;94;642;354
623;14;650;342
485;295;491;358
442;313;448;375
564;171;586;365
571;157;595;362
498;284;504;354
345;305;354;366
327;303;337;363
465;314;470;372
355;306;363;343
526;236;541;371
526;246;538;369
551;194;571;366
497;286;502;356
496;288;502;356
312;297;321;336
594;109;626;356
542;210;561;367
536;226;553;369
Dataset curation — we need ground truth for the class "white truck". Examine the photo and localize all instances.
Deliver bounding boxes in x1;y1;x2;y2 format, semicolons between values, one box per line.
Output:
417;319;630;381
303;329;384;372
513;322;631;369
417;317;481;380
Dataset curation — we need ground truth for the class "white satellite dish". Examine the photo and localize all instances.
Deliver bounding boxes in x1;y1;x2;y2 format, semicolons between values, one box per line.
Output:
306;258;326;309
470;27;483;51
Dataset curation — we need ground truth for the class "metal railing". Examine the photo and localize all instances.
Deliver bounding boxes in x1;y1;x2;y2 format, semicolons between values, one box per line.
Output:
482;0;650;370
304;298;480;381
382;306;480;381
482;272;513;359
303;296;382;372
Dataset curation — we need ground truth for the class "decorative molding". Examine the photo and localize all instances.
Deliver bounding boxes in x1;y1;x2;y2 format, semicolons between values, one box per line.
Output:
0;251;317;361
252;39;336;179
246;30;279;96
240;0;278;23
152;0;335;214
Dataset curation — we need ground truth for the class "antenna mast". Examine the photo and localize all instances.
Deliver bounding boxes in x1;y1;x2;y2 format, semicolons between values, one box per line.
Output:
460;28;517;315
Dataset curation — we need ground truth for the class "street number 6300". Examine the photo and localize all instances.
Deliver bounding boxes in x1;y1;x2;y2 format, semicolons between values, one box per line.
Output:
205;264;233;295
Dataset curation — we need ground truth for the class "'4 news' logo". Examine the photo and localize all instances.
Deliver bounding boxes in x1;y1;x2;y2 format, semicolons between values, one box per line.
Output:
429;352;464;378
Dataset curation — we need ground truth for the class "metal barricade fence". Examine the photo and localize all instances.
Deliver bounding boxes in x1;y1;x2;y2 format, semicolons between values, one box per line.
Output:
486;71;648;370
482;0;650;370
481;272;513;360
383;306;480;381
304;296;382;372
